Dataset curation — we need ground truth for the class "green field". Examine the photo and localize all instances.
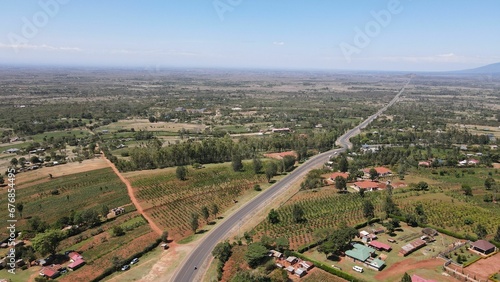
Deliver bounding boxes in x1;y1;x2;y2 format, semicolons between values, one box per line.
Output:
0;168;131;238
253;189;382;249
126;161;268;240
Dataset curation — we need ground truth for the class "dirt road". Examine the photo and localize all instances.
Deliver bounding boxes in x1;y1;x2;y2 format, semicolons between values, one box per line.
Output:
103;154;162;235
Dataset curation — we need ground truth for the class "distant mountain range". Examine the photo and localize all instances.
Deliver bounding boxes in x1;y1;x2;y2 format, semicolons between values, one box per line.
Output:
452;62;500;74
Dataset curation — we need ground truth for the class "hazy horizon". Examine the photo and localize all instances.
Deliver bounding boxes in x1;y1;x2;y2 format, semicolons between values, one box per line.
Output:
1;1;499;72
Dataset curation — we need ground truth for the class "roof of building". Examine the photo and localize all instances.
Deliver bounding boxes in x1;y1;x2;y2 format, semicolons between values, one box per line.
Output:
40;268;58;278
368;258;385;269
345;243;376;262
295;268;306;275
363;167;392;174
400;239;426;255
471;240;495;251
369;240;392;251
331;172;349;179
68;252;83;261
299;261;314;268
67;258;85;269
285;256;297;262
422;228;438;236
354;181;380;189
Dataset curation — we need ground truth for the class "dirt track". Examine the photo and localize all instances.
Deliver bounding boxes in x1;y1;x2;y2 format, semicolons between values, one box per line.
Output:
103;154;162;236
375;258;454;281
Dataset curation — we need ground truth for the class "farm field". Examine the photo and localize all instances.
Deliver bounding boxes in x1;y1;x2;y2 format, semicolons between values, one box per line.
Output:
253;187;383;250
395;167;500;237
0;211;158;282
0;166;131;238
125;161;268;240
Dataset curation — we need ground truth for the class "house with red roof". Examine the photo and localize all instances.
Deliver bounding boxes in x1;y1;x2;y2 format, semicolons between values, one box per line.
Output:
369;240;392;252
353;181;380;192
68;258;85;270
39;264;62;279
363;167;392;178
67;251;86;271
330;172;349;181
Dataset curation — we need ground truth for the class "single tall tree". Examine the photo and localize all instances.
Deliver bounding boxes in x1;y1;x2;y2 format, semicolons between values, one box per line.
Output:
363;200;375;224
338;155;349;172
16;203;24;218
268;209;280;224
232;154;243;172
211;203;219;219
190;213;199;234
265;162;277;182
252;157;262;174
292;204;305;223
176;166;188;181
369;168;379;180
201;206;210;222
334;176;347;192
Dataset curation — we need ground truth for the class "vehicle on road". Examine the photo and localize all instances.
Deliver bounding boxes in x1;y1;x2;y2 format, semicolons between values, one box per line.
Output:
353;266;363;273
130;258;139;265
121;265;130;271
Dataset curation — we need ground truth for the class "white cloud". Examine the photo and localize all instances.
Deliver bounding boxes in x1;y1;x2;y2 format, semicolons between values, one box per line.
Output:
0;43;82;52
273;41;285;46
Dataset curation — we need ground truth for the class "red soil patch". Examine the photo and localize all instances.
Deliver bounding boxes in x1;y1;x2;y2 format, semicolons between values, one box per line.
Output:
375;258;445;281
464;252;500;281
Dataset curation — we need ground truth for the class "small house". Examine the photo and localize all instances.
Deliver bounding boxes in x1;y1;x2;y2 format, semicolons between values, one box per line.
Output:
421;228;438;237
294;268;307;277
470;240;497;255
299;261;314;270
285;266;294;273
68;258;85;270
40;267;60;279
285;256;297;264
353;181;380;192
369;241;392;252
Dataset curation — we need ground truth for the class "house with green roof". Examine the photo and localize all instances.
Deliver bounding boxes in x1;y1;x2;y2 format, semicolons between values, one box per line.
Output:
345;243;386;271
345;243;376;262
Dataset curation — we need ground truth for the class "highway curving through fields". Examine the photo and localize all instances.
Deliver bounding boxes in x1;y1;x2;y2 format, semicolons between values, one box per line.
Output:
171;79;410;282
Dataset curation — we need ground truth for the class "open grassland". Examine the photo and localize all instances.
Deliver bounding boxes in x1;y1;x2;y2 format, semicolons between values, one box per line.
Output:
125;162;267;240
0;167;130;238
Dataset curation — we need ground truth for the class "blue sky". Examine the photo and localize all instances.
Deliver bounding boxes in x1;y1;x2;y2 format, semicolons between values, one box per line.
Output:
1;0;499;71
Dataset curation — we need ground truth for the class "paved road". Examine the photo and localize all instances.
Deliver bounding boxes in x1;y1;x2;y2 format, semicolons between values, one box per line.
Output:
171;80;410;282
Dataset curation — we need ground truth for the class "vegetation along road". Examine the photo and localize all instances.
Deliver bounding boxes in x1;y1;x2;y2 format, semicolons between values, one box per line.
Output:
171;79;411;282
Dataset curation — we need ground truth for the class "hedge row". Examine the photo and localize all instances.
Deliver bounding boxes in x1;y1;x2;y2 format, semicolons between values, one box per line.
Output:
90;238;162;282
291;251;366;282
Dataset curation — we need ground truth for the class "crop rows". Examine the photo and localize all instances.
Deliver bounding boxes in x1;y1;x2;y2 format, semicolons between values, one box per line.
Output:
397;196;500;236
129;164;266;238
254;190;383;249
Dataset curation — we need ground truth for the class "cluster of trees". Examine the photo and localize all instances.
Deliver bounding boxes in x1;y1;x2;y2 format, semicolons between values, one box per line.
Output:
317;222;359;259
108;130;331;171
300;169;326;190
190;204;219;233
